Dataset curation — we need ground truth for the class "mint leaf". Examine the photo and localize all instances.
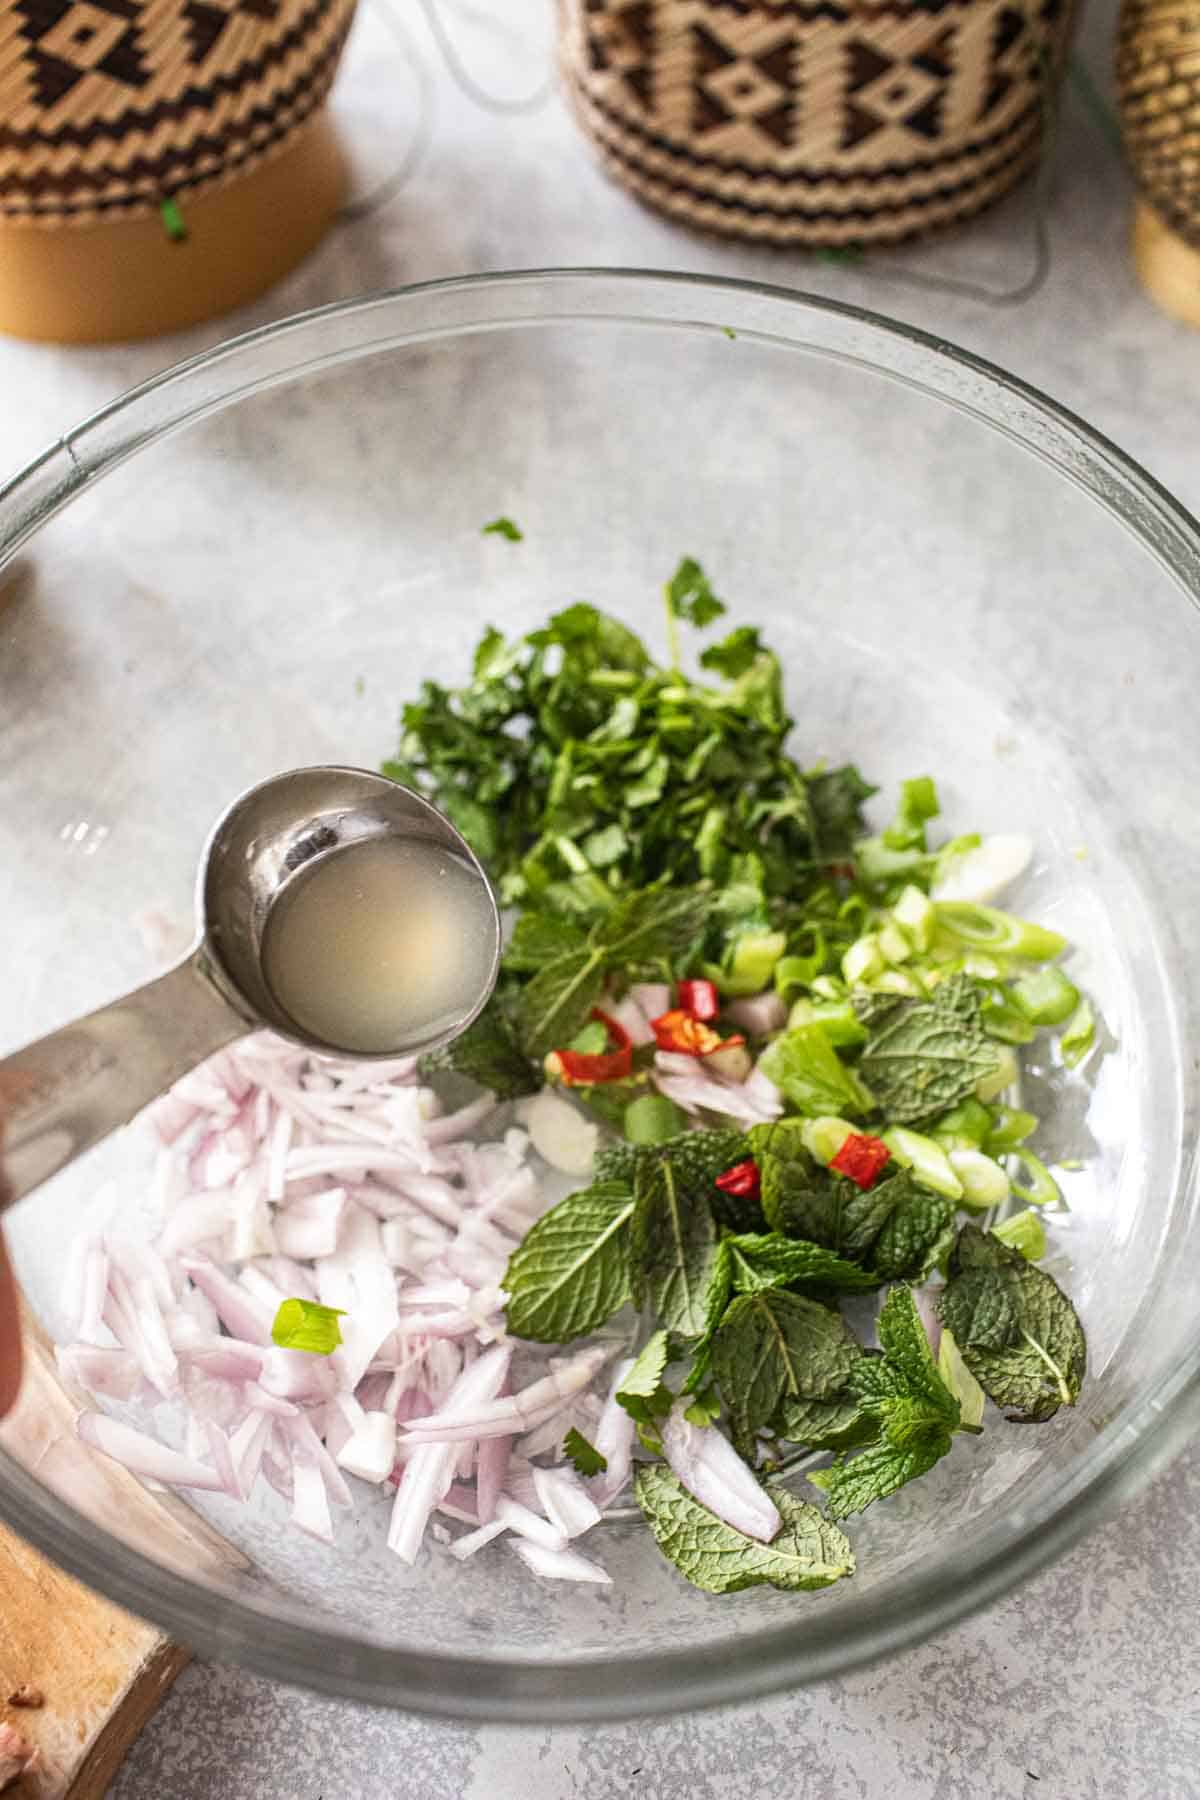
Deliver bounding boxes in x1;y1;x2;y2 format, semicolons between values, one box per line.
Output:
516;946;607;1061
666;557;726;630
711;1288;862;1437
616;1329;673;1424
938;1224;1086;1421
758;1024;875;1118
504;912;588;972
590;883;711;967
858;975;999;1125
419;994;538;1099
631;1154;721;1340
503;1181;634;1342
750;1123;899;1259
867;1175;955;1282
563;1427;607;1477
725;1233;880;1295
594;1127;748;1203
482;516;523;541
774;1394;877;1452
818;1286;961;1520
635;1466;854;1595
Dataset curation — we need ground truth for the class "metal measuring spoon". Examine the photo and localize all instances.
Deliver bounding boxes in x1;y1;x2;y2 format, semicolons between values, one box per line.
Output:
0;767;501;1209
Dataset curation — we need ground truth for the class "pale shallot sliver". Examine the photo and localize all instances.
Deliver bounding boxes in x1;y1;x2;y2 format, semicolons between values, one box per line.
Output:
448;1518;508;1561
336;1412;397;1485
630;981;671;1020
532;1466;602;1540
493;1495;567;1552
474;1432;511;1525
400;1344;607;1444
509;1541;612;1586
726;991;788;1036
386;1345;511;1562
77;1412;225;1492
182;1255;273;1345
292;1458;333;1544
56;1345;142;1402
660;1402;781;1544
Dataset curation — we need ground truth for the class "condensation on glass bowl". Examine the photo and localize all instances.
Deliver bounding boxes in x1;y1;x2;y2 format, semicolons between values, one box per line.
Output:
1;271;1200;1719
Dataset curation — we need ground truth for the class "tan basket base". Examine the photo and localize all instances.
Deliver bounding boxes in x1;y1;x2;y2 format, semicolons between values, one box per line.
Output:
1133;198;1200;331
0;112;347;346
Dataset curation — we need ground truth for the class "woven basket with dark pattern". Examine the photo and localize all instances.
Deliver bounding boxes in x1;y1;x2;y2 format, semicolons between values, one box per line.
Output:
559;0;1075;246
1117;0;1200;251
0;0;356;227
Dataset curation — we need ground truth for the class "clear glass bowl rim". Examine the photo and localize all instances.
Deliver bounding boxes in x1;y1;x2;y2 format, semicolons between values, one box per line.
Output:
2;268;1200;1723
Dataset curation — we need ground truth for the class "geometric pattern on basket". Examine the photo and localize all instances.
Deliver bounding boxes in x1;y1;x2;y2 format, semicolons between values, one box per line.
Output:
1117;0;1200;250
563;0;1074;245
0;0;355;225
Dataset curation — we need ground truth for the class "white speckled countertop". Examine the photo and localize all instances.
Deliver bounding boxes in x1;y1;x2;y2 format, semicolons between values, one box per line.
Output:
2;0;1198;1793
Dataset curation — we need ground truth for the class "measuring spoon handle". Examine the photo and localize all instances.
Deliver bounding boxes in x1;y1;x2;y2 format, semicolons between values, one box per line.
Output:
0;950;250;1212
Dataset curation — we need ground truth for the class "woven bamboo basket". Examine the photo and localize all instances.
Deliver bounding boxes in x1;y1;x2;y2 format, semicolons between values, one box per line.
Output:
0;0;357;342
559;0;1077;247
1117;0;1200;327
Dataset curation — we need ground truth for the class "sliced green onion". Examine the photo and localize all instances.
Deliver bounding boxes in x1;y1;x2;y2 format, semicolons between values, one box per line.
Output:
842;933;885;985
272;1298;346;1355
883;775;940;852
934;902;1067;963
877;919;913;966
1012;966;1080;1026
855;837;932;891
810;974;846;1002
801;1115;856;1164
979;987;1037;1046
712;929;787;997
786;998;868;1048
623;1093;686;1146
975;1046;1019;1102
947;1148;1010;1211
566;1020;609;1055
937;1325;986;1431
1060;998;1097;1069
992;1207;1047;1260
929;1098;992;1151
1008;1149;1063;1209
774;927;828;996
984;1105;1038;1153
881;1128;964;1200
869;968;924;998
892;884;936;952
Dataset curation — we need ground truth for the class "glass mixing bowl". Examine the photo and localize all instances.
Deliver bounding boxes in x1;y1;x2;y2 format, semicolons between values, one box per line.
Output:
2;271;1200;1722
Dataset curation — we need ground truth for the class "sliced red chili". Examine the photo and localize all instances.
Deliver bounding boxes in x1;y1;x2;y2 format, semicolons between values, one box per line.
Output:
548;1009;633;1085
676;978;720;1022
715;1158;761;1201
829;1132;891;1190
650;1009;724;1055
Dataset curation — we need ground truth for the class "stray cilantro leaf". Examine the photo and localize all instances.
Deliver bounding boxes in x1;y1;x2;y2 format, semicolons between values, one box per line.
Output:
635;1467;855;1595
724;1233;881;1296
938;1224;1086;1422
631;1155;721;1340
698;625;763;680
503;1181;634;1342
616;1329;673;1423
807;764;878;858
818;1286;961;1520
666;556;726;630
711;1288;862;1438
563;1427;607;1477
482;516;523;541
758;1024;875;1118
858;974;999;1125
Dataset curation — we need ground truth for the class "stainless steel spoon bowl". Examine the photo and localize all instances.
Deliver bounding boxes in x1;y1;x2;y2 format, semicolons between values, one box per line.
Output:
0;766;501;1209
